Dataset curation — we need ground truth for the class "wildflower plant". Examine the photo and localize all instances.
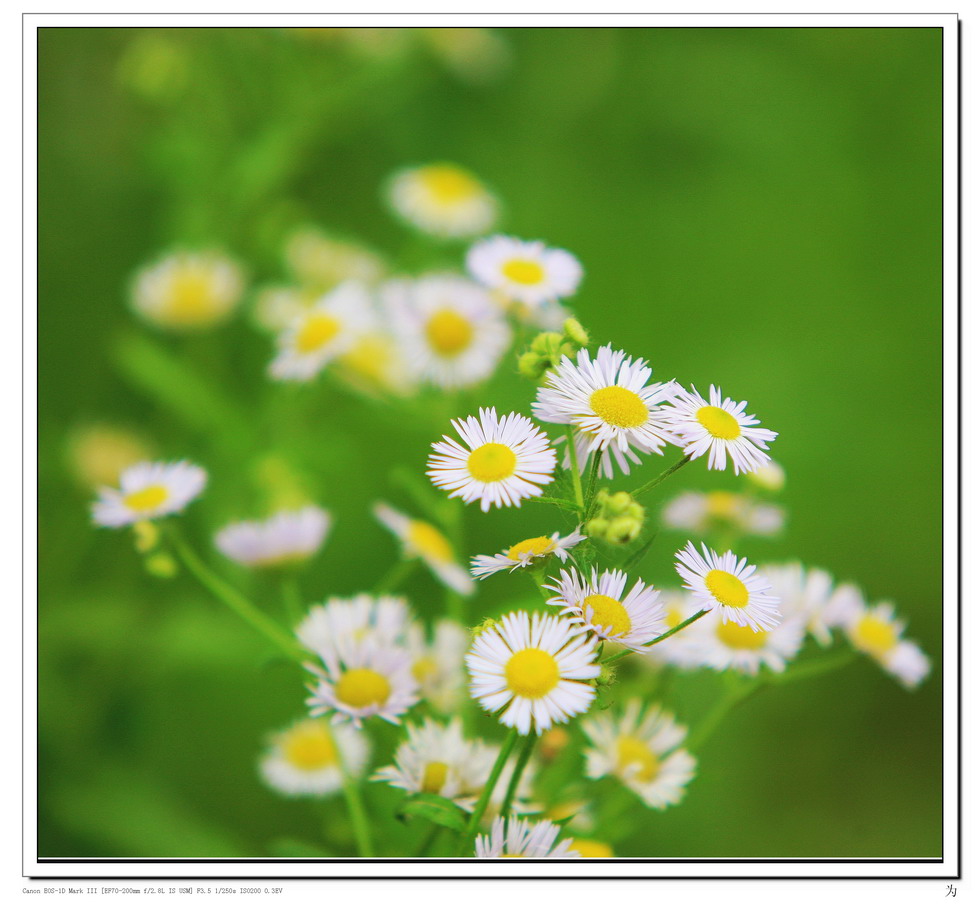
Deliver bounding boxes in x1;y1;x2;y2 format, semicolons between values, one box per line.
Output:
85;157;933;863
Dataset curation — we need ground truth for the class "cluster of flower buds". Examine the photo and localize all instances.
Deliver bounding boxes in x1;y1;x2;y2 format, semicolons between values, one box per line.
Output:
517;318;590;380
586;489;646;545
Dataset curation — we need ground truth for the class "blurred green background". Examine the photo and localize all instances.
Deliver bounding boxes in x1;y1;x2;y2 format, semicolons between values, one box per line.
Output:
38;27;941;859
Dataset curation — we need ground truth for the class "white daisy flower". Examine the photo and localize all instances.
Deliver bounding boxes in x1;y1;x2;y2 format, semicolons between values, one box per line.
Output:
91;460;207;527
546;567;666;652
822;580;867;630
306;636;419;727
427;408;557;512
373;717;478;801
259;717;368;798
131;250;245;330
695;607;805;676
467;235;582;307
663;490;784;538
284;227;385;290
582;700;697;810
252;284;318;333
661;384;777;475
373;502;474;596
746;460;786;492
466;611;600;736
385;274;512;389
470;527;585;579
640;590;708;669
296;594;411;658
387;163;498;238
268;281;374;382
841;601;930;689
675;541;781;631
406;619;470;713
761;562;838;646
532;345;679;465
214;506;331;569
475;816;579;859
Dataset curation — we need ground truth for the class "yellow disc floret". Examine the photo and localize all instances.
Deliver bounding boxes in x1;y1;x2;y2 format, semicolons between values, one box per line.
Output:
589;386;649;429
616;736;659;783
704;569;750;608
167;272;217;325
425;309;474;356
420;165;480;203
412;655;439;683
282;721;337;771
467;442;517;483
408;520;455;564
696;405;741;440
505;648;560;699
501;258;545;286
335;668;392;709
583;594;632;637
716;620;768;650
421;761;449;794
569;839;614;858
507;536;554;560
852;614;899;657
295;313;341;354
124;484;169;512
705;491;739;519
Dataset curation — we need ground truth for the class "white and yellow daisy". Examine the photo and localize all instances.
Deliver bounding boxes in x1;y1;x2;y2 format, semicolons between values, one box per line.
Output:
695;607;805;676
373;502;474;596
387;163;498;238
475;816;580;859
746;460;786;492
428;408;557;512
467;235;582;307
268;281;374;382
284;227;385;290
296;594;411;658
661;384;777;475
567;839;614;859
259;717;369;798
373;717;477;801
306;636;419;727
582;700;697;810
466;611;600;735
533;345;679;467
663;490;784;538
470;527;585;579
675;541;781;631
546;567;666;652
131;250;245;330
558;430;644;480
214;505;331;569
251;284;318;333
761;562;838;646
841;601;930;689
386;274;512;389
406;619;470;713
336;329;417;397
91;460;207;528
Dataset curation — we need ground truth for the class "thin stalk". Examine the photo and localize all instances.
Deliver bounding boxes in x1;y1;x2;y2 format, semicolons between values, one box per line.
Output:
632;453;692;498
327;723;375;857
280;573;304;627
169;529;303;663
373;558;418;595
584;449;603;516
601;609;709;665
456;727;519;856
500;732;537;819
687;678;761;751
765;650;858;685
564;426;585;513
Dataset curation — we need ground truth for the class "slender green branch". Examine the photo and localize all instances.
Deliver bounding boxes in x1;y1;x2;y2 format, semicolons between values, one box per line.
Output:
601;609;709;665
764;650;858;685
456;727;519;856
373;558;418;595
564;426;586;513
168;529;304;662
632;453;692;498
280;574;304;627
327;722;375;857
584;449;603;515
500;732;537;819
687;678;762;751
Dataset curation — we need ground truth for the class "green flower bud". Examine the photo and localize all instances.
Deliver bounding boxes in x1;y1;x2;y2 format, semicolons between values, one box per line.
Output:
608;491;634;514
132;520;159;554
563;318;590;347
145;552;178;579
585;517;610;538
518;351;547;380
530;331;563;356
607;515;642;545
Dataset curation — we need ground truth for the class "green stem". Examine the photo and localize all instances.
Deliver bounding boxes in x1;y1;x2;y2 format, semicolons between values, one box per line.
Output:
601;609;709;665
327;723;375;857
565;426;585;513
632;453;692;498
373;557;418;595
765;650;858;685
528;569;551;602
280;573;304;628
584;449;603;516
500;732;537;819
687;677;761;751
456;727;519;856
169;529;304;662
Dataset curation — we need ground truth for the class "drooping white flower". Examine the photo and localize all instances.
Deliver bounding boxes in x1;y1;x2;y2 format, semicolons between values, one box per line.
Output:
91;460;207;527
467;235;582;306
387;163;498;238
260;717;368;798
215;506;331;568
470;527;585;579
474;816;580;859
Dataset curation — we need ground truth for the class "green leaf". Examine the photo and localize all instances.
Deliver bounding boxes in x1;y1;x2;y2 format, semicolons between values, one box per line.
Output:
398;793;468;833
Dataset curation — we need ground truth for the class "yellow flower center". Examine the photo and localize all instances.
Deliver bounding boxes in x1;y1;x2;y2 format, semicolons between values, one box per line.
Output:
705;491;739;519
616;736;659;783
123;484;170;512
505;648;560;699
501;854;527;858
507;536;554;560
501;258;546;286
335;668;391;709
696;405;741;440
281;722;337;771
853;614;899;657
341;335;393;383
569;839;614;858
407;520;454;563
665;604;685;629
704;569;750;608
412;655;439;683
295;313;341;354
420;165;480;203
425;309;474;356
716;620;768;650
467;442;517;483
589;386;648;429
168;272;217;323
583;594;632;637
421;761;449;794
